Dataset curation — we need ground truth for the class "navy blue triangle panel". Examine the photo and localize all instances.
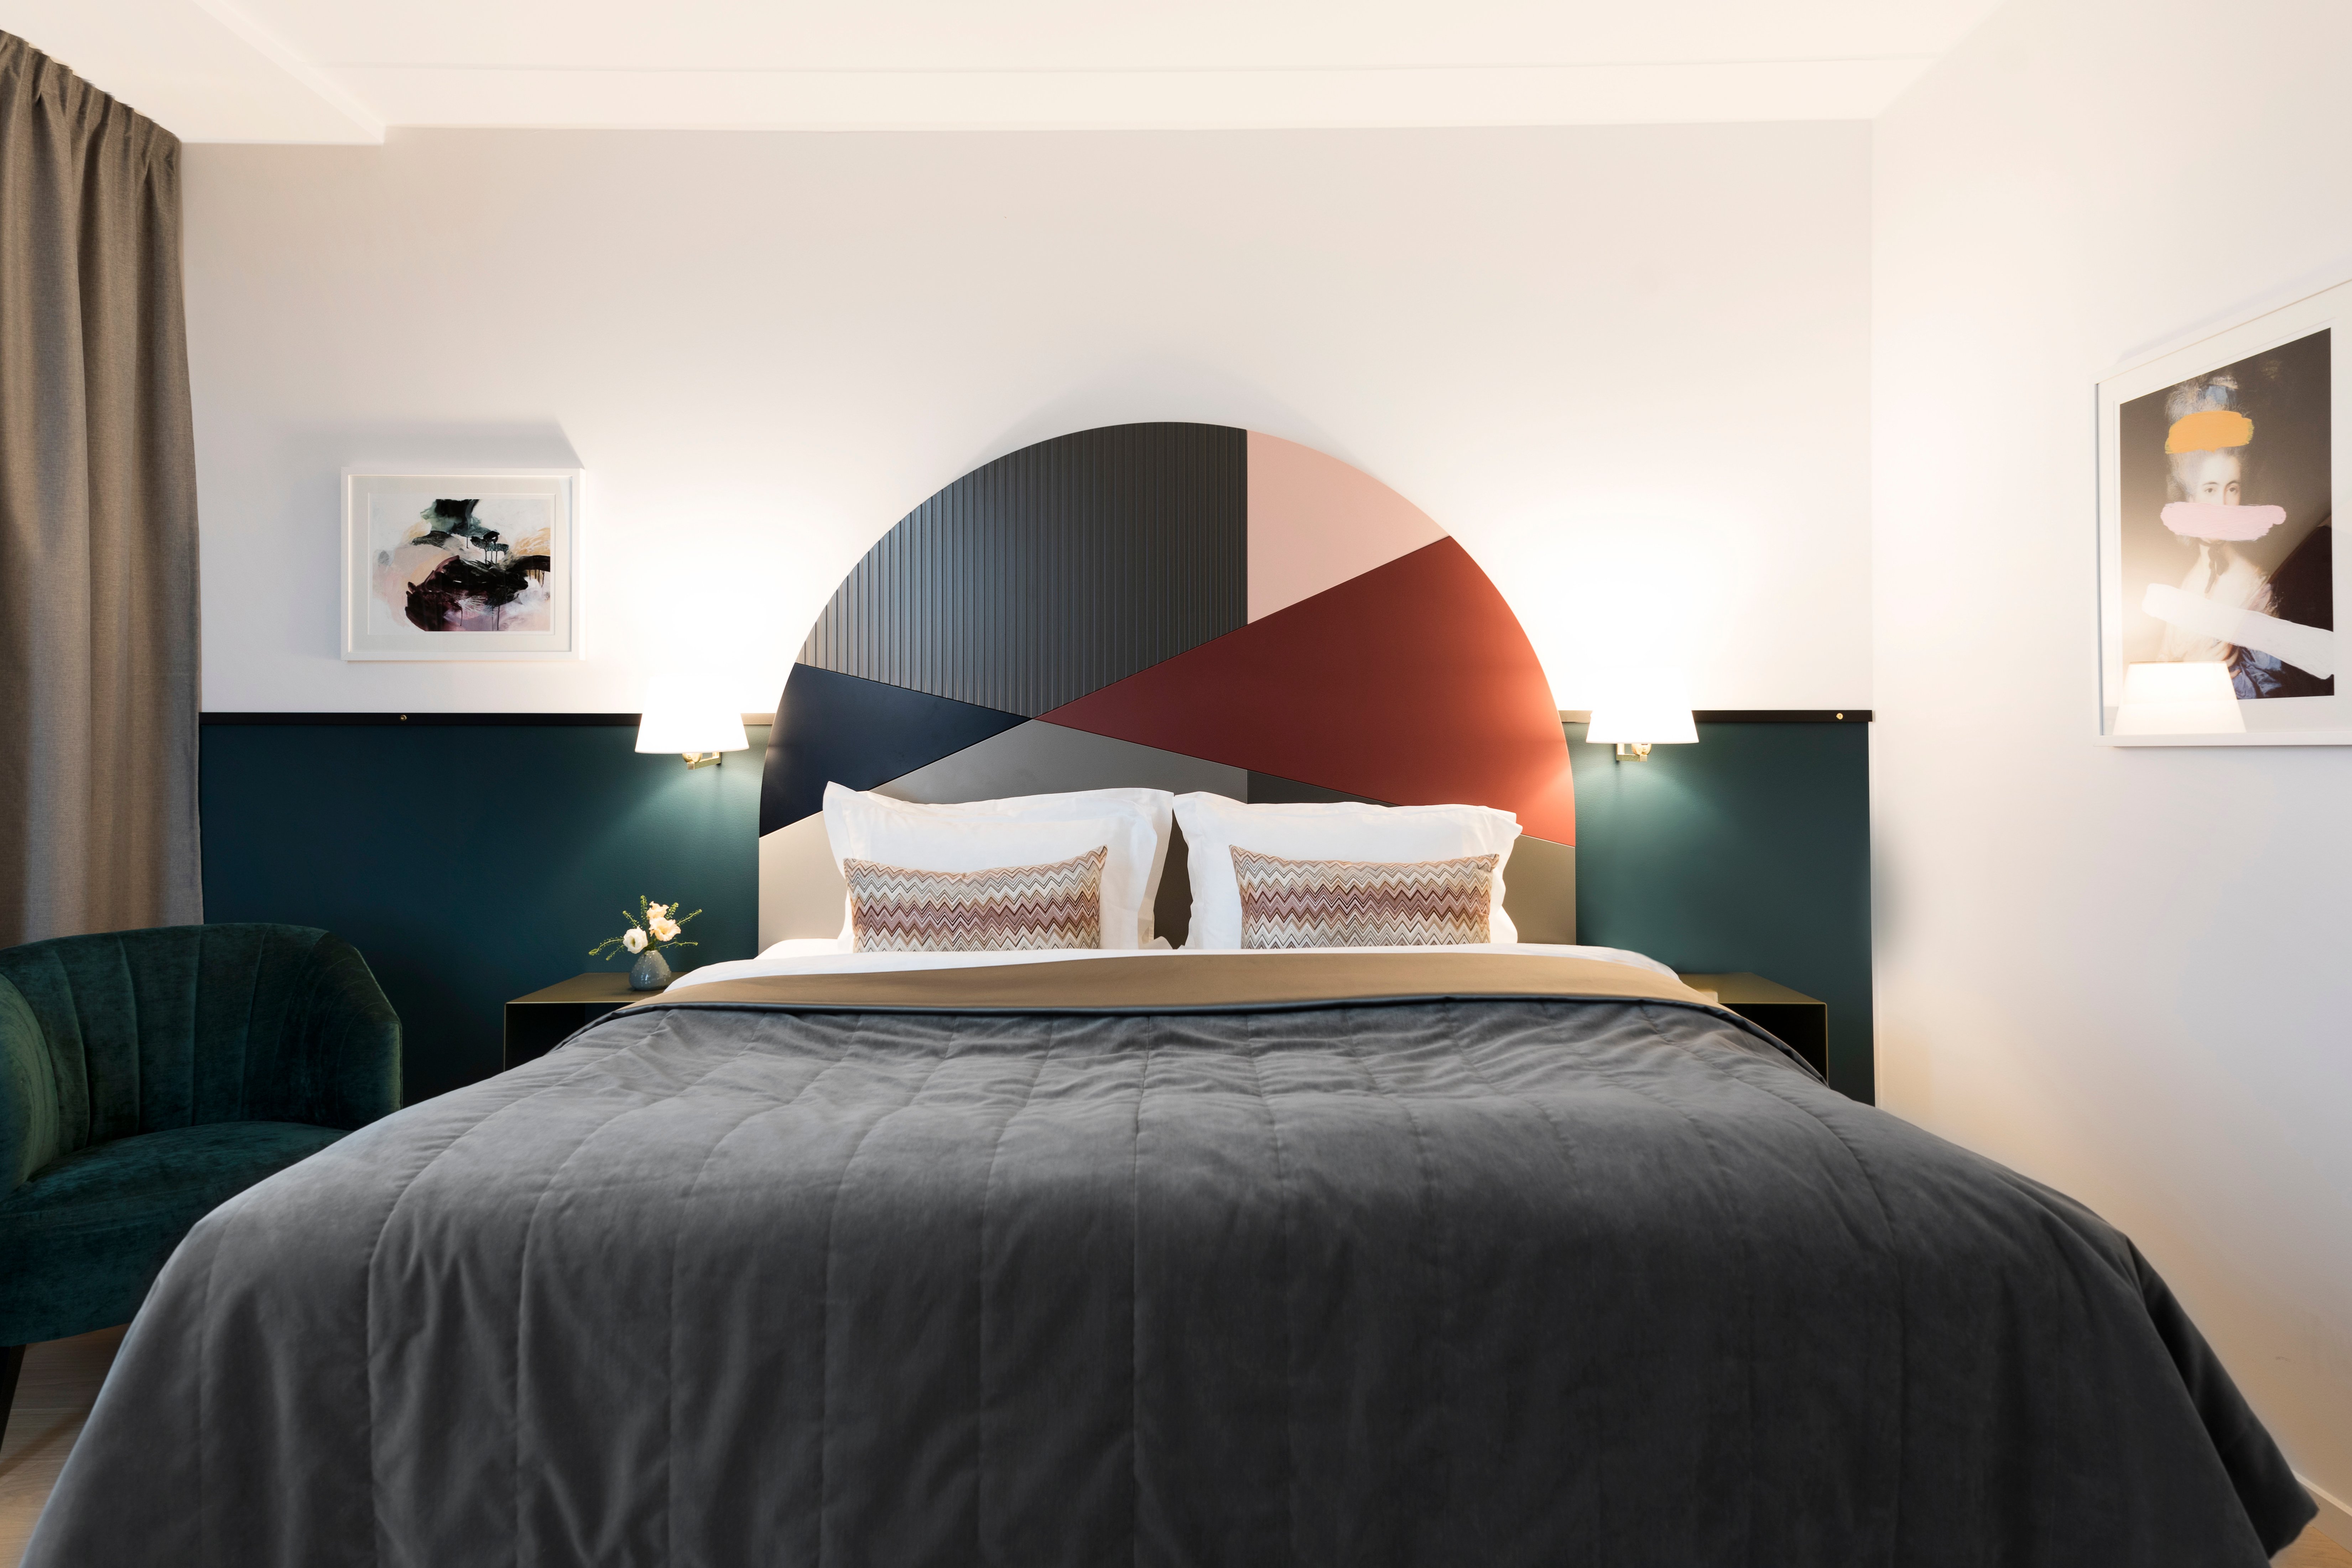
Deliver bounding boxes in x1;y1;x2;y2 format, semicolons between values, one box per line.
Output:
796;423;1247;717
759;665;1027;834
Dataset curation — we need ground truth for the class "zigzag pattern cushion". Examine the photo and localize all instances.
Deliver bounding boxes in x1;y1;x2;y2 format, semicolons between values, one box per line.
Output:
1231;846;1497;949
845;845;1107;952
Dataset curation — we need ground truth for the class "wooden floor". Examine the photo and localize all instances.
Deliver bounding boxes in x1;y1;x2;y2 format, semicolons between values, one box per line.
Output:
0;1328;125;1568
2287;1517;2352;1568
3;1328;2348;1568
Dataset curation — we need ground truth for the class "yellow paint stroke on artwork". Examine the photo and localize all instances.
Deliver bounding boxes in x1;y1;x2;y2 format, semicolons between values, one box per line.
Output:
2166;408;2255;453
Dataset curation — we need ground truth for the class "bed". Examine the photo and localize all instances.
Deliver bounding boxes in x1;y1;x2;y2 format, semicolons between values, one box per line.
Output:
23;943;2313;1566
27;427;2315;1562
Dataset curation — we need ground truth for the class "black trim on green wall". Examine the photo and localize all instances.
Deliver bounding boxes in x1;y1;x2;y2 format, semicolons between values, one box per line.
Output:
1692;710;1871;724
1565;719;1873;1102
201;723;771;1104
203;712;642;726
202;713;780;727
215;709;1861;728
1558;710;1872;725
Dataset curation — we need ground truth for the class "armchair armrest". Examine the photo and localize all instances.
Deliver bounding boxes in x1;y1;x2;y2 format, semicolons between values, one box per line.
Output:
274;935;402;1129
0;975;62;1197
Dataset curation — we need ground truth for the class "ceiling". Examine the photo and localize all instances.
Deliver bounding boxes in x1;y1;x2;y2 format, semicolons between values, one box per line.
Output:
0;0;2007;143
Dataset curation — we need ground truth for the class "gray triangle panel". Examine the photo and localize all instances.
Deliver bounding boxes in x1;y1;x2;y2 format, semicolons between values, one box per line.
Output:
875;721;1247;807
797;422;1246;716
869;721;1249;948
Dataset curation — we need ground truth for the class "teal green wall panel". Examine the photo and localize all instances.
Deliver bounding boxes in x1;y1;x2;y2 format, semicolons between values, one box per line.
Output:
1567;721;1873;1101
202;719;1868;1105
201;725;770;1103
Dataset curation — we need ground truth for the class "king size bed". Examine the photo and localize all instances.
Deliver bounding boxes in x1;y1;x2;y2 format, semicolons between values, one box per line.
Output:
24;424;2319;1563
23;945;2314;1565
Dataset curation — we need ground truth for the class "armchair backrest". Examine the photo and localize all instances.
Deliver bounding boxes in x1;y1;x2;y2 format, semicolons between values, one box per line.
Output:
0;924;401;1188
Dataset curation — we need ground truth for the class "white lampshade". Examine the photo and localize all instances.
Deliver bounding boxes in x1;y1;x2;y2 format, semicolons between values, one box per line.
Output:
2112;661;2244;736
1585;704;1698;745
636;679;750;756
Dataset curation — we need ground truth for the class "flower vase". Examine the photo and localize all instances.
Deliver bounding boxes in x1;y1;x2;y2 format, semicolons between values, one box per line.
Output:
628;948;674;991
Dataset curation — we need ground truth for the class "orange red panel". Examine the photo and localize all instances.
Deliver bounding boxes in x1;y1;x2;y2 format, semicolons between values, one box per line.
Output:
1042;538;1576;844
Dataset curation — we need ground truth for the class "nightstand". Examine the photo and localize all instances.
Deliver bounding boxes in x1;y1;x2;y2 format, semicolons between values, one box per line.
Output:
1674;972;1827;1078
504;972;662;1070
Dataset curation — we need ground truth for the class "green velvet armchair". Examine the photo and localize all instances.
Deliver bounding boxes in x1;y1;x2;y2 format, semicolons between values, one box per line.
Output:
0;923;401;1423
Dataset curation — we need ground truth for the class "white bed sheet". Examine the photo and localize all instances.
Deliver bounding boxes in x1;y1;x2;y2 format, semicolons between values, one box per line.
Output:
664;939;1679;992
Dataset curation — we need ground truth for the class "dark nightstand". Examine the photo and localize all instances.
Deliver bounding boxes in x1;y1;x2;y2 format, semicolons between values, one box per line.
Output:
504;972;663;1070
1675;972;1827;1078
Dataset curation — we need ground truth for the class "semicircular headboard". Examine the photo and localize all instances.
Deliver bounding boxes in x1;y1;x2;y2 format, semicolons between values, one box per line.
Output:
759;422;1576;948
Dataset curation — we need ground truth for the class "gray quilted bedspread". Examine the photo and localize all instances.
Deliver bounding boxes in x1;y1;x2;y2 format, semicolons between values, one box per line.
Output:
23;991;2311;1566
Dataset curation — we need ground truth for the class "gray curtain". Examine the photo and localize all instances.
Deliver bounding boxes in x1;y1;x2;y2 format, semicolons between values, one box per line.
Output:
0;32;201;948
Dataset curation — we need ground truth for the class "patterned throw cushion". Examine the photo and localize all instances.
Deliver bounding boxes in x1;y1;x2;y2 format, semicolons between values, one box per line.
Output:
1231;846;1498;949
844;845;1107;952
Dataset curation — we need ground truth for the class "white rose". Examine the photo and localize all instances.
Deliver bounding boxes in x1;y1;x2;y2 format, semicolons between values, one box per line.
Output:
650;917;681;943
622;927;648;953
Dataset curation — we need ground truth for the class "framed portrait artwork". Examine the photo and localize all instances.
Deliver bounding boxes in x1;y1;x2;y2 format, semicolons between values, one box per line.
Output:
342;469;582;660
2098;283;2343;743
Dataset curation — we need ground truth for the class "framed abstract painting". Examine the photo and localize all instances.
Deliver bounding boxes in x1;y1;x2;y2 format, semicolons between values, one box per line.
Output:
2098;281;2346;743
342;469;582;660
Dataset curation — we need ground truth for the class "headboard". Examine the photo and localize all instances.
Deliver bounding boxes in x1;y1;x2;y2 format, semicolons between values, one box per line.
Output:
759;423;1576;948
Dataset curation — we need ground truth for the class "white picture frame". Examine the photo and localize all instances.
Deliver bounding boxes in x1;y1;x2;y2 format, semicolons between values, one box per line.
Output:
342;469;583;660
2097;282;2345;744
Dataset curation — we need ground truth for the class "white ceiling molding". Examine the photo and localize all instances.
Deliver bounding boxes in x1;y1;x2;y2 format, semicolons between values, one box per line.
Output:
0;0;2005;144
0;0;378;142
326;58;1938;133
182;0;381;140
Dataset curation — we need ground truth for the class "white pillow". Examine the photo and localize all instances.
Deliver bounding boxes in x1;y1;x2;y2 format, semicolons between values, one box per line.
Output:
1170;793;1521;950
823;782;1175;942
821;782;1164;949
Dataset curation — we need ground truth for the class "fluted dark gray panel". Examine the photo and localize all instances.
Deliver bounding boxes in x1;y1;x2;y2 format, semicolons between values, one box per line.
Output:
798;423;1247;716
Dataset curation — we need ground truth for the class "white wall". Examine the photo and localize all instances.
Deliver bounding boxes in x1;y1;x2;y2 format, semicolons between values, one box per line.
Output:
1873;0;2352;1514
183;124;1872;715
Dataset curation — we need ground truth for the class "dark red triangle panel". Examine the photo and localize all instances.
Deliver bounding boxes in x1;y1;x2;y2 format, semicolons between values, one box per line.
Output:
1040;539;1575;844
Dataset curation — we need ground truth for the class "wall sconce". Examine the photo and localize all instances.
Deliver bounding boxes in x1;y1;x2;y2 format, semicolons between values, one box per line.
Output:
1586;704;1698;762
636;681;750;769
2111;661;2244;736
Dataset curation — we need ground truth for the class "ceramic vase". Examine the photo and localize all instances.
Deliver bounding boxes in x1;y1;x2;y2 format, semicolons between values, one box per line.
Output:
628;948;674;991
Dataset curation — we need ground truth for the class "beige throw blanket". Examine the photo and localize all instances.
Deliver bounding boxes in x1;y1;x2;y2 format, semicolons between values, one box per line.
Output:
634;950;1713;1016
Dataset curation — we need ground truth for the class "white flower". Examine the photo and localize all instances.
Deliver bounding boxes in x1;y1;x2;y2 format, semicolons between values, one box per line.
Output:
650;916;681;943
646;902;668;920
622;927;648;953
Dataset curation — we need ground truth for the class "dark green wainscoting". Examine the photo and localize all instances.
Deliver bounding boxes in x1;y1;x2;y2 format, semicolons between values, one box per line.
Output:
202;718;1869;1105
201;722;770;1104
1567;720;1873;1102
